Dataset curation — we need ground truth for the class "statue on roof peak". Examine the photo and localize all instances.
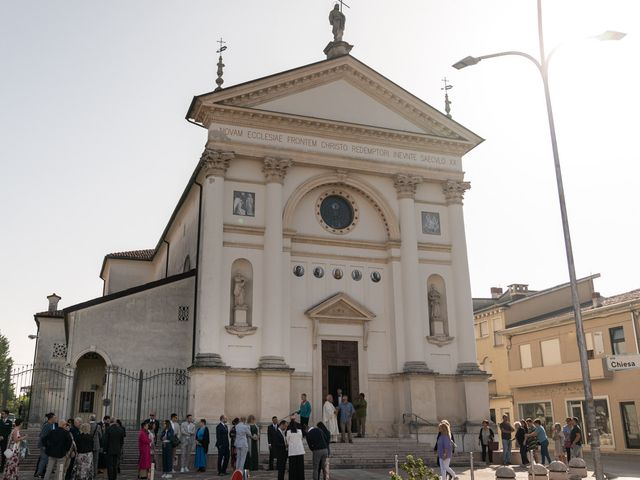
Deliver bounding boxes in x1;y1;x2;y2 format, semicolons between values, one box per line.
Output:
329;3;346;42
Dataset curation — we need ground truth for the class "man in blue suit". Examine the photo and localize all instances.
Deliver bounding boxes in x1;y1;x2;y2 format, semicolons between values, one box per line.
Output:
215;415;230;475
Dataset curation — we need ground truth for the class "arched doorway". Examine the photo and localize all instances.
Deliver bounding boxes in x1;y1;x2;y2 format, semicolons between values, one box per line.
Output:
72;353;107;420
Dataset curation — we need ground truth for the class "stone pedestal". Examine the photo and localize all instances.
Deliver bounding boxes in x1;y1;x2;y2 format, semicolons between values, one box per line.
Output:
256;369;292;424
463;373;490;425
233;307;248;326
188;366;228;421
324;40;353;59
395;373;437;426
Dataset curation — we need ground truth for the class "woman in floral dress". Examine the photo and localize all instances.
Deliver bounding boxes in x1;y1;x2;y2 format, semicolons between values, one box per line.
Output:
2;419;25;480
74;423;95;480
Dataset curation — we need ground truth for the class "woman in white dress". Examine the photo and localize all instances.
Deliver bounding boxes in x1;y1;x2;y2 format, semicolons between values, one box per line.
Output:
322;394;339;442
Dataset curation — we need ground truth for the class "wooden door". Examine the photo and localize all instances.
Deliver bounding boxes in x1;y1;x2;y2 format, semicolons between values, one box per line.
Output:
321;340;359;401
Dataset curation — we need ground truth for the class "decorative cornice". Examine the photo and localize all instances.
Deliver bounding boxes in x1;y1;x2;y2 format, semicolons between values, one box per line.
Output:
394;174;423;199
200;148;234;177
427;335;455;347
443;180;471;205
225;325;258;338
263;157;293;184
199;105;473;157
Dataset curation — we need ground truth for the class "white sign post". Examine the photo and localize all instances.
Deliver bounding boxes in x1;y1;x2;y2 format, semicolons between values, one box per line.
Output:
605;354;640;371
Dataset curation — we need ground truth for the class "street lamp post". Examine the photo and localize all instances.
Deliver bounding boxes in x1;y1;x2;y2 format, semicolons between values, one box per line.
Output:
452;2;624;480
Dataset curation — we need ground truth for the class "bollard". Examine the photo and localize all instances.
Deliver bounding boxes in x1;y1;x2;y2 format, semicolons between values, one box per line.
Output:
548;460;569;480
470;452;475;480
567;458;587;478
495;465;516;480
395;454;399;475
528;463;549;480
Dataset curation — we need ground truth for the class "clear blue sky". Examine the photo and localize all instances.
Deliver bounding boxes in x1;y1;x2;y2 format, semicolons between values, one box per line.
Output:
1;0;638;365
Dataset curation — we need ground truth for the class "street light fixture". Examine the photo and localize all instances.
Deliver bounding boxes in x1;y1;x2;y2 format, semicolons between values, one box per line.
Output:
27;335;38;340
452;2;624;480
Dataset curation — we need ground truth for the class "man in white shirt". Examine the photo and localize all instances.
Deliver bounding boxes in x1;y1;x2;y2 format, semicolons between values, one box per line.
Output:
170;414;181;473
180;414;195;473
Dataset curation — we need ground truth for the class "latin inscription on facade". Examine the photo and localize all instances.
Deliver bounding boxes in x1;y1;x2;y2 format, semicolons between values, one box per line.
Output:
210;123;461;172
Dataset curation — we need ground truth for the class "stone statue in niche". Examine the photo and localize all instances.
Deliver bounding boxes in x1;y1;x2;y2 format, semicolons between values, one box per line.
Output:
428;284;445;336
233;274;247;308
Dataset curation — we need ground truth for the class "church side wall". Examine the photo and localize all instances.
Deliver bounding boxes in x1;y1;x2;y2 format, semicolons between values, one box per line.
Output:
164;188;200;277
104;260;157;295
68;276;195;371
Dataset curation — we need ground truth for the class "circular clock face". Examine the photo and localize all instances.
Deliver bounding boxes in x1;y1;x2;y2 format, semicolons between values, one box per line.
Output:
319;195;354;230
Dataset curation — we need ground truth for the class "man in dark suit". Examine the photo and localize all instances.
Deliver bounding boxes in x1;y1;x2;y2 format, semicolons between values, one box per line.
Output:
215;415;229;475
104;419;125;480
0;410;12;472
267;416;279;470
272;420;288;480
143;413;160;444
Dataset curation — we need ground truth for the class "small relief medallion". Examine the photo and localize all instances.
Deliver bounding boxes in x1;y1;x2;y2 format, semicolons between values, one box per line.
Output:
421;211;441;235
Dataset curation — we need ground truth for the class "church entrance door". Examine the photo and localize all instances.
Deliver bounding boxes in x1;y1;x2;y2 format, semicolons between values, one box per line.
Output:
322;340;359;401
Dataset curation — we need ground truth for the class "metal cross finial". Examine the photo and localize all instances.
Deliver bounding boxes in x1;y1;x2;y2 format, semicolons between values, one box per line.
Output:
441;77;453;119
216;37;227;54
336;0;350;12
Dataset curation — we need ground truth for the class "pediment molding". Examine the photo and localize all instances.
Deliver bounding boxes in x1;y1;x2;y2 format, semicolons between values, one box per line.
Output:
305;292;375;350
188;56;483;152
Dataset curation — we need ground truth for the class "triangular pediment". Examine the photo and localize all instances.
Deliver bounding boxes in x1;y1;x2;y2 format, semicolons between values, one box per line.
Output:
188;55;482;146
305;292;375;322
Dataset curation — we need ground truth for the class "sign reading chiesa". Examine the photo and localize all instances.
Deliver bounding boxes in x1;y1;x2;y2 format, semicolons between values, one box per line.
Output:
606;354;640;371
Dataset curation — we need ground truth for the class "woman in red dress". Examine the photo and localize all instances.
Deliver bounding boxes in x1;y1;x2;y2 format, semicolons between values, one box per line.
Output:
138;422;152;479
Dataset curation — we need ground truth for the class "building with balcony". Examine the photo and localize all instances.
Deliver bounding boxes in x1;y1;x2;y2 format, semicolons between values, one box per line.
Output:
474;276;640;453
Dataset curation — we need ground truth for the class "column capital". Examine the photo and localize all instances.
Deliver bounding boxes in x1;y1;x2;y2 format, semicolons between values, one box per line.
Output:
394;174;423;199
263;157;293;184
200;148;234;177
443;180;471;205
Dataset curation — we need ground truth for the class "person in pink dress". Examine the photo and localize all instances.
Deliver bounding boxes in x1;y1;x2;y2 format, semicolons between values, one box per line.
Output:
138;422;152;479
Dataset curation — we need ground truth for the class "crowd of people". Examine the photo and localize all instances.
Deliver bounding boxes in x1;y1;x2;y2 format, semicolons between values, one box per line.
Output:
0;390;366;480
488;414;584;468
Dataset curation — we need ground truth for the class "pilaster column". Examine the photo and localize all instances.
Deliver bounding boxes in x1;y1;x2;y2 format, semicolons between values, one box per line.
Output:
259;157;293;369
194;148;233;367
443;180;481;373
395;174;431;373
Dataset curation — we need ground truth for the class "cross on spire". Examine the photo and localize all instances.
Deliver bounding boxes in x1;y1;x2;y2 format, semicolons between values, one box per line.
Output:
441;77;453;119
216;37;227;54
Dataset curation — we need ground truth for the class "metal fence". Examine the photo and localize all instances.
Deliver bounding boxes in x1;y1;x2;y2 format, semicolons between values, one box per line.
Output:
1;363;190;429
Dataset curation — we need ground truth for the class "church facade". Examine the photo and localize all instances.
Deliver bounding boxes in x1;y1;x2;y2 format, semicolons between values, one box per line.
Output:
34;52;488;443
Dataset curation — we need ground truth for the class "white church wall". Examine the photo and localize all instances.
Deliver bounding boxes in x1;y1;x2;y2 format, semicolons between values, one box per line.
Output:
68;276;195;371
164;188;199;277
103;259;157;295
34;316;67;365
225;370;258;420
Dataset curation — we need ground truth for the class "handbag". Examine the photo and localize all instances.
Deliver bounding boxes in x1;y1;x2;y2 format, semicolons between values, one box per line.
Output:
3;448;13;459
489;441;499;451
171;435;181;447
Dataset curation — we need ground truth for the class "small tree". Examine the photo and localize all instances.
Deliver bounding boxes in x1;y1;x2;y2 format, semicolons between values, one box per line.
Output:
0;332;14;409
389;454;439;480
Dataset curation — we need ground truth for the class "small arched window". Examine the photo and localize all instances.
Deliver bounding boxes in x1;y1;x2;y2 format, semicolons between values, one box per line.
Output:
183;255;191;273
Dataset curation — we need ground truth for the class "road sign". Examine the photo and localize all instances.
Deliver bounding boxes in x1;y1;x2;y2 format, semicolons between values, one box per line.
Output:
605;354;640;371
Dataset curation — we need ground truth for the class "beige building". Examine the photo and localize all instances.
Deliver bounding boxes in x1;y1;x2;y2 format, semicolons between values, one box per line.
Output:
474;277;640;453
31;11;489;449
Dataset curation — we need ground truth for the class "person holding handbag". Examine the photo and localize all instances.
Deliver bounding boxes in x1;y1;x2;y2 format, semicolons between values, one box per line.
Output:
2;419;25;480
436;422;458;480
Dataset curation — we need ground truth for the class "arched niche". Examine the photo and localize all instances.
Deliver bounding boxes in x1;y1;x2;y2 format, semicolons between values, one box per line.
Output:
183;255;191;272
226;258;257;338
426;274;453;346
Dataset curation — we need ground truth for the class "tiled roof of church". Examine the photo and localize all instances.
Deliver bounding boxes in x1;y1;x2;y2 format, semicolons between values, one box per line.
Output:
105;249;155;261
602;288;640;306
